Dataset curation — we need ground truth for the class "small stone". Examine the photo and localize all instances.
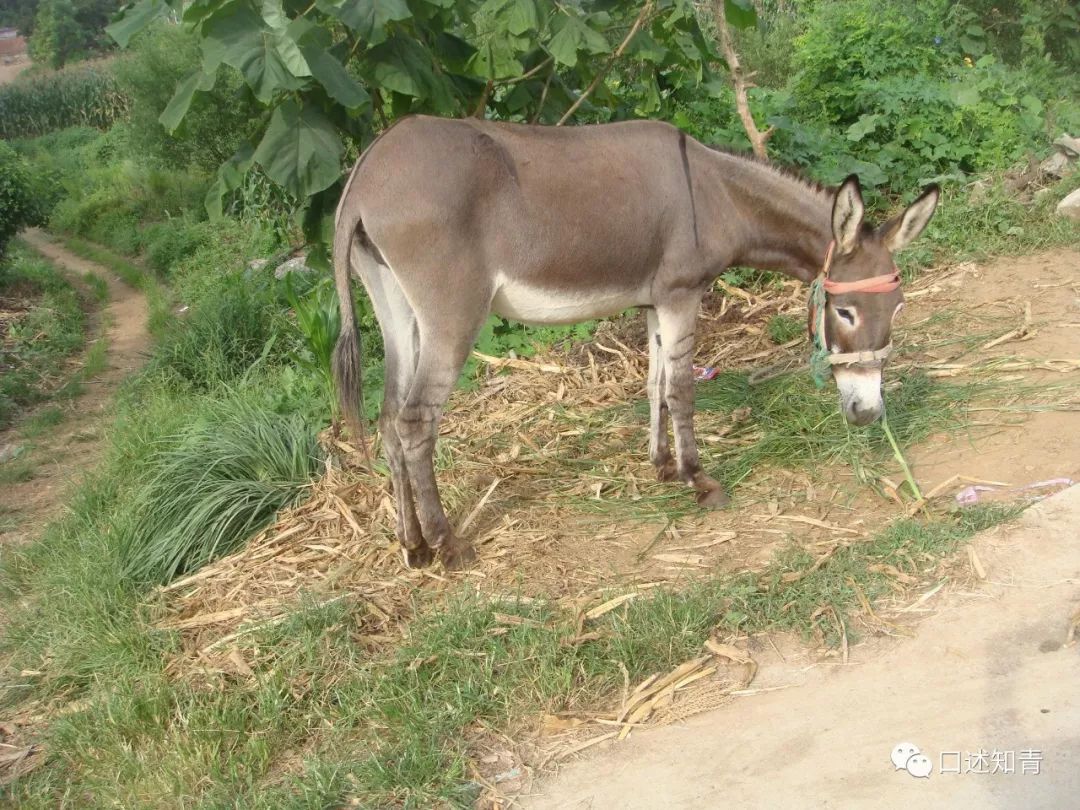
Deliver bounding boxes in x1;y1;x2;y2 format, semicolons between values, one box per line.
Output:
1039;150;1072;179
274;255;313;279
1056;188;1080;222
0;444;25;464
1053;133;1080;158
247;258;270;272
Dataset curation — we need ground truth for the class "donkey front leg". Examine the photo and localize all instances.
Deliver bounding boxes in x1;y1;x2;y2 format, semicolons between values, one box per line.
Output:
646;307;677;482
655;299;730;508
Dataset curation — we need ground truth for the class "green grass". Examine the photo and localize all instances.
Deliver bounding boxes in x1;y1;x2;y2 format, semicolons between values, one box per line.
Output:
58;235;147;291
0;245;87;429
0;503;1017;808
767;313;803;345
82;272;108;304
20;406;65;439
0;457;37;485
899;174;1080;275
117;395;324;584
624;368;972;493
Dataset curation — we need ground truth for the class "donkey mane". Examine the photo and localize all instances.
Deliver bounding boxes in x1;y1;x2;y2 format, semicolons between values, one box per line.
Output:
702;143;833;197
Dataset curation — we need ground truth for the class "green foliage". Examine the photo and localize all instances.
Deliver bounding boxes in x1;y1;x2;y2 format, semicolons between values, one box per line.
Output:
0;245;87;428
110;22;264;172
107;0;747;237
148;270;286;390
691;369;969;489
766;313;802;345
680;0;1079;199
0;64;128;139
0;0;38;36
25;0;122;68
283;273;341;418
142;219;212;273
117;395;322;583
28;0;82;69
0;144;43;260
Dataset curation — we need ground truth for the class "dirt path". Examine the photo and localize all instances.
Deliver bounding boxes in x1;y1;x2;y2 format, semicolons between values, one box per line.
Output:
0;230;151;544
525;485;1080;809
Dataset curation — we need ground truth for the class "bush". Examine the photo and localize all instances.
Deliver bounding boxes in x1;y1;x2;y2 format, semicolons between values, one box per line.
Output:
680;0;1080;200
111;23;263;172
0;246;86;427
0;64;128;139
26;0;120;69
142;219;212;274
0;144;43;260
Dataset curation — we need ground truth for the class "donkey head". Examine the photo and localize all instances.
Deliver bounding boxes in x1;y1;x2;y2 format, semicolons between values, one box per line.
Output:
821;176;939;426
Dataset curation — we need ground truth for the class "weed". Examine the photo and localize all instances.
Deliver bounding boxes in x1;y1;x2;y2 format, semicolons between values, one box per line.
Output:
0;457;37;485
82;271;108;303
766;313;803;345
20;406;65;439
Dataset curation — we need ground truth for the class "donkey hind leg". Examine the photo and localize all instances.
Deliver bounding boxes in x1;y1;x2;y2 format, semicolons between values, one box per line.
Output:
395;301;489;571
646;307;677;482
655;299;730;509
354;248;432;568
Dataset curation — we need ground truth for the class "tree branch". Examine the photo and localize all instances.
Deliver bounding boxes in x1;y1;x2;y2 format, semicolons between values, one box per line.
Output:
557;1;654;126
712;1;773;159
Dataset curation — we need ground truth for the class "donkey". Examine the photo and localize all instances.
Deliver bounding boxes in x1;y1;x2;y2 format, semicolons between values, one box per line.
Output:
332;115;939;570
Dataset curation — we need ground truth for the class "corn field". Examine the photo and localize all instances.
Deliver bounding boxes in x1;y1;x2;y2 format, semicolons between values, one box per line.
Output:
0;64;129;140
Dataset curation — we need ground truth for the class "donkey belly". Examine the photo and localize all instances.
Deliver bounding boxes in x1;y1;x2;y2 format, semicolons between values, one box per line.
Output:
491;275;651;325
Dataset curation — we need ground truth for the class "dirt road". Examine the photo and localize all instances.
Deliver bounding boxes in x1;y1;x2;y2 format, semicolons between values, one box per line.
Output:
0;230;151;544
525;485;1080;809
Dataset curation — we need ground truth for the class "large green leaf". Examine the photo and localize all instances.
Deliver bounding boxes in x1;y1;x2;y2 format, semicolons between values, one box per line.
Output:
202;3;310;102
159;69;218;133
253;100;343;198
106;0;170;47
205;141;256;220
466;37;524;80
548;12;610;67
504;0;538;36
302;47;370;109
316;0;412;46
367;34;454;108
724;0;757;30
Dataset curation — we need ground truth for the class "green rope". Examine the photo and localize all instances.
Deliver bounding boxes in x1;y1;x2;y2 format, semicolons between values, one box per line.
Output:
808;275;832;388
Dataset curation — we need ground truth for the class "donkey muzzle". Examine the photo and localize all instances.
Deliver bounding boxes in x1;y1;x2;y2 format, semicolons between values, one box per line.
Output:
833;366;883;426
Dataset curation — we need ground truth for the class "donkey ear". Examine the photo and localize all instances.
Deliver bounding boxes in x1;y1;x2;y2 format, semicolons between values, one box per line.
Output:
880;184;940;253
831;174;864;255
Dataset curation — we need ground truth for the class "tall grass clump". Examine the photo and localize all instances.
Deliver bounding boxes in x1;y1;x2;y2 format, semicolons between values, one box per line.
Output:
0;64;128;140
117;396;323;584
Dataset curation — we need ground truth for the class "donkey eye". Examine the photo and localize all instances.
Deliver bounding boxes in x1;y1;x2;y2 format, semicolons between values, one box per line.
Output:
835;307;856;326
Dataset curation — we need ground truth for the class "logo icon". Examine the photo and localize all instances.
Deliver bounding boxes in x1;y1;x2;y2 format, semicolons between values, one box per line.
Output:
891;742;933;778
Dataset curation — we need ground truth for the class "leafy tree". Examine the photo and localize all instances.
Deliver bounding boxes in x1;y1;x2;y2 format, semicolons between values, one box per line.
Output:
0;143;43;261
25;0;123;67
108;0;757;252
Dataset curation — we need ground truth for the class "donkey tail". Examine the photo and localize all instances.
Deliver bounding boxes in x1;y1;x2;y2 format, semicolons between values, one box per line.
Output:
331;168;370;461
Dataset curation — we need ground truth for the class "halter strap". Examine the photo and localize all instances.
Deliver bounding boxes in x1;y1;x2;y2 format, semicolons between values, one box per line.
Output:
809;240;900;368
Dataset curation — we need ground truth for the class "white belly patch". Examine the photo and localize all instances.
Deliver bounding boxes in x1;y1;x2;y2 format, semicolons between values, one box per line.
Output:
491;276;650;325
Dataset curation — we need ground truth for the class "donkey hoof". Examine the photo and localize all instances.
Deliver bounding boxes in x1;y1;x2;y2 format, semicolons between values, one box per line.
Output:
655;458;679;483
401;543;435;569
440;541;477;572
696;487;730;510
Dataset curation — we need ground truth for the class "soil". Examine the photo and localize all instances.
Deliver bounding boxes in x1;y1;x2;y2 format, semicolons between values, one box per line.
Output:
0;230;152;545
523;485;1080;809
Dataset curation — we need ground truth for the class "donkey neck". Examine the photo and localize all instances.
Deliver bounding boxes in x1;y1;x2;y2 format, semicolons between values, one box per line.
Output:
704;151;834;282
